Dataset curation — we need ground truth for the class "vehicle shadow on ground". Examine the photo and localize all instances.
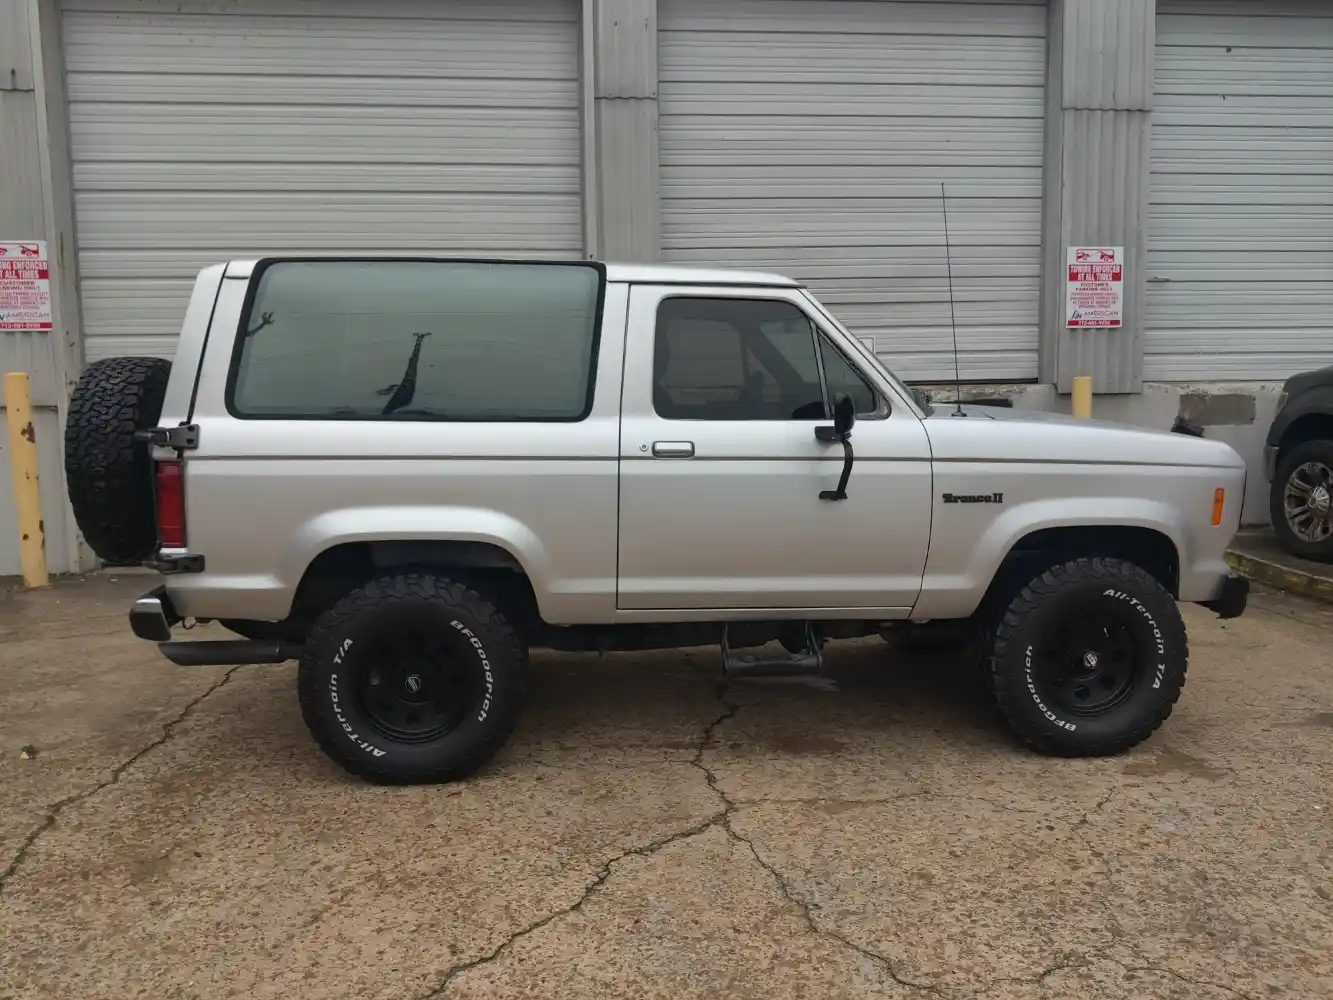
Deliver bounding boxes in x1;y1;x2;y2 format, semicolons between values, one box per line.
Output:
497;636;1012;768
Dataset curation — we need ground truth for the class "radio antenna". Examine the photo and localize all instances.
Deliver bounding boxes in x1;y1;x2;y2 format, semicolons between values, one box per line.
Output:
940;182;965;416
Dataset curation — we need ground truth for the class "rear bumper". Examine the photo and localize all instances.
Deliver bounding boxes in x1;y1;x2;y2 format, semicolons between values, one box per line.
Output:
1199;573;1249;620
129;586;181;642
130;586;298;664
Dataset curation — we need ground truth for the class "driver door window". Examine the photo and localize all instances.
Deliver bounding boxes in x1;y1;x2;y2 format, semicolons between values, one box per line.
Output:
653;296;878;421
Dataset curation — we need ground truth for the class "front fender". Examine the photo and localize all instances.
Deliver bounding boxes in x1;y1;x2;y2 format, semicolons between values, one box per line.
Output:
914;496;1189;620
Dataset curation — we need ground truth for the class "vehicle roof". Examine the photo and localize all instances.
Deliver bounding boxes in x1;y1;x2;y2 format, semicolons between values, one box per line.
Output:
222;258;800;288
604;262;799;287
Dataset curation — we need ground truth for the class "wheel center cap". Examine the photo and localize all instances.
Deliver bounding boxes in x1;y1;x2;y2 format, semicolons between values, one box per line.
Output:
1312;485;1330;515
1081;650;1100;671
404;673;423;694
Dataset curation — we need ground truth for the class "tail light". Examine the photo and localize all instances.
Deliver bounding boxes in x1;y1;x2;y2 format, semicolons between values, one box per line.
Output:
155;460;186;548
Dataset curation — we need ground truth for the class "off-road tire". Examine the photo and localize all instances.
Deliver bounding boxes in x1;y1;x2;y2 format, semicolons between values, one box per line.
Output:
297;573;528;784
64;356;172;564
986;557;1187;757
1269;438;1333;562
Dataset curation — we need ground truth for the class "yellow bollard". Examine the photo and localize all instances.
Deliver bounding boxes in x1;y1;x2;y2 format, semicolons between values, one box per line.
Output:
1071;375;1093;419
4;372;49;587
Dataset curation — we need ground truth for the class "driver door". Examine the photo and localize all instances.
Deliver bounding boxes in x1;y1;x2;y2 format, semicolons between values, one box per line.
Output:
616;284;932;613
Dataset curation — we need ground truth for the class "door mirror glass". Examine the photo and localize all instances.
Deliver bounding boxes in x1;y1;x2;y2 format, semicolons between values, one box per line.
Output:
832;391;856;437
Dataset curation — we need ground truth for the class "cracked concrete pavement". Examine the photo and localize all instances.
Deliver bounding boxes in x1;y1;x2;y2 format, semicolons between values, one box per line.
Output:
1;576;1330;999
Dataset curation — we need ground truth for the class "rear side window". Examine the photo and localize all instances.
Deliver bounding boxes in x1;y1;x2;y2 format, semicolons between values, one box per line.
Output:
229;260;602;421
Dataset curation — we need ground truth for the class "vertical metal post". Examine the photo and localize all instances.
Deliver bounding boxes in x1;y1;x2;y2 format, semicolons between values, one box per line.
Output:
1071;375;1093;419
4;372;50;587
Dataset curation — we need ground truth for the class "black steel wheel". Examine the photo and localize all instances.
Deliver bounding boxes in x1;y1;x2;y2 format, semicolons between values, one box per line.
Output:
986;557;1188;757
1030;607;1140;717
298;573;528;784
355;625;480;743
1271;439;1333;562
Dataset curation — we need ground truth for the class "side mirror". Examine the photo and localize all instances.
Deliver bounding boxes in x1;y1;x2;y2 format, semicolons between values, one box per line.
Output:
831;391;856;437
817;392;857;502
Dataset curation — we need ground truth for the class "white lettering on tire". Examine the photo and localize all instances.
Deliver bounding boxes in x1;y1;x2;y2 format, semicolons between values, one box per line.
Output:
327;639;387;758
1103;588;1168;688
1024;644;1077;731
450;620;495;722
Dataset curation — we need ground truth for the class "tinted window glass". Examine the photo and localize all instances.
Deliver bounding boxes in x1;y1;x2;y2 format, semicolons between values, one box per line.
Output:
819;337;879;415
230;261;601;420
654;298;825;420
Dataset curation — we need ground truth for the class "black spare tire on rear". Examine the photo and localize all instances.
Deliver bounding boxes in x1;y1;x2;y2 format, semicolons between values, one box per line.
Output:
65;356;172;564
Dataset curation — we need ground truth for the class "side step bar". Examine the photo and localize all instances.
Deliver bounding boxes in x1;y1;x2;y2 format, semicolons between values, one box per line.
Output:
159;640;300;667
722;623;823;679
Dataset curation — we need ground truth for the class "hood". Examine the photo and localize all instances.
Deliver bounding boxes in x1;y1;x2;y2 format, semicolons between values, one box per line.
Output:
923;404;1244;468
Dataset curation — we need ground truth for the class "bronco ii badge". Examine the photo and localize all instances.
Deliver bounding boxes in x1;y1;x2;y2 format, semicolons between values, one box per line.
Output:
942;492;1004;504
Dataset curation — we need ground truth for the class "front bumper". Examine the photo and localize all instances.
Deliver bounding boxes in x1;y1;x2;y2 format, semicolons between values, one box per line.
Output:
129;585;181;642
1200;573;1249;620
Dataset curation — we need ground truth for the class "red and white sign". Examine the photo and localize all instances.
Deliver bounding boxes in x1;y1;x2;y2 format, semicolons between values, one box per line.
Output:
0;241;53;331
1066;246;1123;328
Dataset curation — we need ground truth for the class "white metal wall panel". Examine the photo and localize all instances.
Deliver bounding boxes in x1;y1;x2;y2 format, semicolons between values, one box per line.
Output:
1148;2;1333;381
61;0;582;360
658;0;1047;382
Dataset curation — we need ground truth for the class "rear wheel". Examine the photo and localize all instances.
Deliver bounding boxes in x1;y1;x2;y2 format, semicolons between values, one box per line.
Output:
64;356;172;564
1270;438;1333;562
985;557;1187;757
297;572;528;784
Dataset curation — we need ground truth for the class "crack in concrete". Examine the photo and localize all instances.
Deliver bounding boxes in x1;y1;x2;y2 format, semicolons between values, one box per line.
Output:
1124;962;1258;1000
414;809;726;999
409;665;1265;1000
686;678;948;998
1063;788;1258;999
0;666;243;898
415;673;740;998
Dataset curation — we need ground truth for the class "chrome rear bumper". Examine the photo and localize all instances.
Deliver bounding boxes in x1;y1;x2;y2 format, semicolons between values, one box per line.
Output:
129;586;180;642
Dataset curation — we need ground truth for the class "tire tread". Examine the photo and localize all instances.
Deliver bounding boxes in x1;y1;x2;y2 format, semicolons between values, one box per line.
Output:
987;556;1188;757
297;572;527;784
64;356;172;563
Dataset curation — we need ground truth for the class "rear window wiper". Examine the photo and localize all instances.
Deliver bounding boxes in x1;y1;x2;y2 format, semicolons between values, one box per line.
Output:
380;331;432;414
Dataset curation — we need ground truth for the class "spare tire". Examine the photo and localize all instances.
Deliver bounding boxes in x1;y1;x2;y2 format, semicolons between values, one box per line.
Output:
65;356;173;564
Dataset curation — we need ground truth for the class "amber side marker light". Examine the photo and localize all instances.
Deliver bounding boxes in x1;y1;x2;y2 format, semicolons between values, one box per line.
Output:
1211;488;1226;527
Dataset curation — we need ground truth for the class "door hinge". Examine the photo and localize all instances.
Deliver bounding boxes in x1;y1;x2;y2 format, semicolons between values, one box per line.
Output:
136;423;200;450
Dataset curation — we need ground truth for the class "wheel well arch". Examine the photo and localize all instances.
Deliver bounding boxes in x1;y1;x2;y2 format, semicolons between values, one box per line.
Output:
981;525;1181;613
288;540;540;635
1277;412;1333;456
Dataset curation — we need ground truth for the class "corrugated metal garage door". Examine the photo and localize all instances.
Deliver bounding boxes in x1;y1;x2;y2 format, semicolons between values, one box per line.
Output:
62;0;582;360
658;0;1047;382
1148;2;1333;380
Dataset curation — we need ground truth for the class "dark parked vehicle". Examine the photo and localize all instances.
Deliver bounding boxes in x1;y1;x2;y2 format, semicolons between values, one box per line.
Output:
1266;364;1333;561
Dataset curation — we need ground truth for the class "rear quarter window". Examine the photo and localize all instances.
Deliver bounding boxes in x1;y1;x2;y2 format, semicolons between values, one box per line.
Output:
228;260;603;421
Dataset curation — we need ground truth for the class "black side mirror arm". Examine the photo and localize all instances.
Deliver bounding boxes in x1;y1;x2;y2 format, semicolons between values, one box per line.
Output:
815;434;858;504
816;391;857;501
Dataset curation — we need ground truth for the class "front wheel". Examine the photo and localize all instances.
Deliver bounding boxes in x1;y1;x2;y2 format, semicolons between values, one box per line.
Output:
985;557;1187;757
297;573;528;784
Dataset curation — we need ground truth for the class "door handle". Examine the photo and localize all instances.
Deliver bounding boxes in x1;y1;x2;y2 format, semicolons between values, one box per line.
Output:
652;440;695;458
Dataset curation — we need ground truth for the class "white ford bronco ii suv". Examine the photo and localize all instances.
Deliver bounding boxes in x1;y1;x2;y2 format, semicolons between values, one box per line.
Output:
65;258;1249;784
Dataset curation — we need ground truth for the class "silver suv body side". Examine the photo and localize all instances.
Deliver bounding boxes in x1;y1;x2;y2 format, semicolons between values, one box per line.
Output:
156;260;1245;626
